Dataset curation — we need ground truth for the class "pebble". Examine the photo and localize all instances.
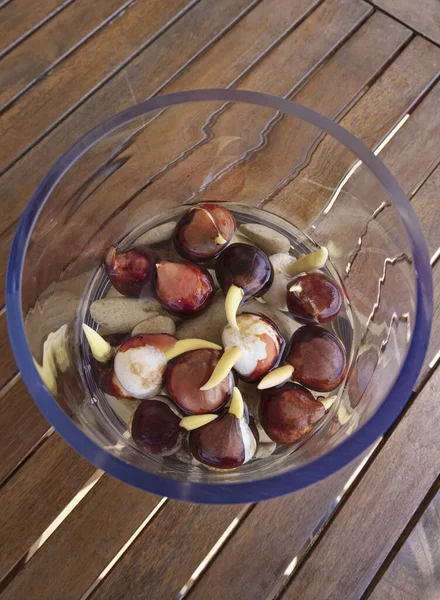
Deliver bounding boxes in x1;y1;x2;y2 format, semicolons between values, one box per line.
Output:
105;394;139;424
231;231;257;247
255;441;277;459
262;253;296;312
238;381;260;416
135;222;176;246
239;224;290;255
176;291;226;345
132;315;176;336
256;422;274;445
91;298;169;333
208;269;220;291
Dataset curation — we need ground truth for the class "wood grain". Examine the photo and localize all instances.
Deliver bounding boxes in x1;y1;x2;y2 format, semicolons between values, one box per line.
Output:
420;264;440;378
0;378;49;485
266;36;440;228
91;501;249;600
0;0;130;109
282;366;440;600
88;9;405;261
0;0;194;173
369;488;440;600
411;164;440;260
0;0;72;55
372;0;440;45
0;434;95;580
0;476;162;600
198;12;411;208
187;453;370;600
0;0;316;300
0;313;17;388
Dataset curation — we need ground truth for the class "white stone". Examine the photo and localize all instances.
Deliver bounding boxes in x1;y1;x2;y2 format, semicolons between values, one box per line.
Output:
90;298;167;333
132;315;176;336
176;291;226;345
135;222;176;245
239;224;290;255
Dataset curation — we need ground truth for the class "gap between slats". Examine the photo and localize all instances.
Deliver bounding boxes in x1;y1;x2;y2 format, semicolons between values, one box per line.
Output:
78;497;169;600
0;0;200;177
363;0;440;49
0;469;104;594
0;0;139;113
361;472;440;599
0;0;77;60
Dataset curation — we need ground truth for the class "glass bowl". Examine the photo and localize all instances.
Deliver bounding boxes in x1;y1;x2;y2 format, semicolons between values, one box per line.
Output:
6;89;433;503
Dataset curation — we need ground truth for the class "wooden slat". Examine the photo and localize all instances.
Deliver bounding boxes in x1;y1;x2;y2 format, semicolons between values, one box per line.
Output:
282;366;440;600
0;313;16;388
372;0;440;45
0;0;322;300
369;488;440;600
410;164;440;260
91;501;249;600
188;455;370;600
0;378;49;484
0;476;162;600
266;36;440;229
0;0;131;109
0;434;95;579
0;0;195;173
183;43;440;600
124;11;409;218
421;264;440;377
0;0;72;55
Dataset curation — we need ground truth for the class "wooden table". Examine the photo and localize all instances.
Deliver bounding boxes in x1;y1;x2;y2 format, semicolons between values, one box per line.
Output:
0;0;439;598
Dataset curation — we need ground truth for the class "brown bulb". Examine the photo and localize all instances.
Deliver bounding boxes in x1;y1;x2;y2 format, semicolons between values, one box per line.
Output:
189;412;256;469
104;245;157;297
153;261;214;318
174;204;236;262
131;399;186;456
286;325;347;392
113;334;176;399
287;272;343;324
215;243;274;299
166;348;233;415
222;313;285;382
259;383;325;445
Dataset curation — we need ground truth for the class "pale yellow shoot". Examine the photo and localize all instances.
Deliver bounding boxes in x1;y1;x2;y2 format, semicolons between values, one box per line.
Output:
200;346;244;391
286;247;329;277
321;395;337;411
225;284;244;329
33;357;57;395
164;338;222;361
180;414;218;431
228;387;244;419
83;324;113;363
257;365;294;390
215;232;228;245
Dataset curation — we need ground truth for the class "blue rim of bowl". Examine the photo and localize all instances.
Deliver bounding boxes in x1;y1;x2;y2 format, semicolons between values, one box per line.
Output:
6;89;433;503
